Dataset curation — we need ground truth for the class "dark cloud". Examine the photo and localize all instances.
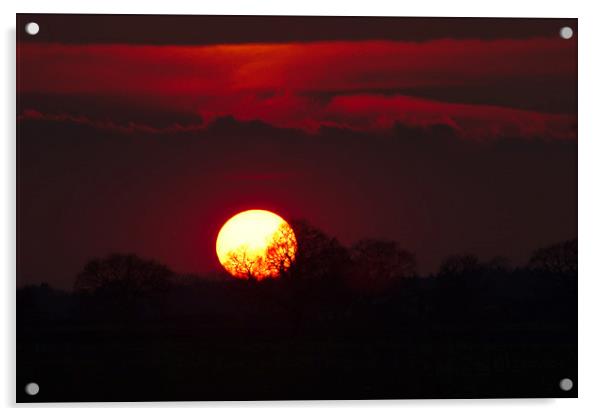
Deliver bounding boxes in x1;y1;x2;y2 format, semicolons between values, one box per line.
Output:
18;93;204;129
19;109;206;134
17;14;576;45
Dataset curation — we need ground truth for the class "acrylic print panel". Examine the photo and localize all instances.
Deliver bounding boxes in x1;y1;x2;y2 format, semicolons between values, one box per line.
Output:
16;14;577;402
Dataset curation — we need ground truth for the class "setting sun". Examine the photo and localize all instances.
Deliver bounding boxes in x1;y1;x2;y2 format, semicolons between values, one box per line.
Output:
216;210;297;280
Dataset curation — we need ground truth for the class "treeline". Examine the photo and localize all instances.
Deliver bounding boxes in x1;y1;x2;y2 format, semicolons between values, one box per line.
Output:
17;220;576;334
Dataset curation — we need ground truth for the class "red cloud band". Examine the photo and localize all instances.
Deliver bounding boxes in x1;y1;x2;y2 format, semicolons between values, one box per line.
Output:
18;39;576;139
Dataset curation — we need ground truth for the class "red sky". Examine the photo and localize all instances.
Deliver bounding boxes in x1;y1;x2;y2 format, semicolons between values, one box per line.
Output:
18;37;576;139
16;15;578;288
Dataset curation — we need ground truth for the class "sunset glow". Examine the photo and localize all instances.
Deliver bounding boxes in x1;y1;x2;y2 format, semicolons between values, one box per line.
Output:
216;210;297;280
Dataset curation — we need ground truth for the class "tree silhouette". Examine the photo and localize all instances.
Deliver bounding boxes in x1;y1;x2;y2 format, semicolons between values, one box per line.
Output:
345;239;416;293
483;256;511;273
528;239;577;277
224;245;266;280
74;253;173;297
264;222;297;277
351;239;416;289
438;254;480;278
223;222;297;281
287;219;349;281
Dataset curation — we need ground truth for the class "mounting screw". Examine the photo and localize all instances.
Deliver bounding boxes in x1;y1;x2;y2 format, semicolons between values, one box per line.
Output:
25;22;40;36
24;382;40;396
559;378;573;391
559;26;573;40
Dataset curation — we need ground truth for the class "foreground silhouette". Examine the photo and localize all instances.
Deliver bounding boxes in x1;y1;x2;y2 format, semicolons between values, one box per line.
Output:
17;221;577;401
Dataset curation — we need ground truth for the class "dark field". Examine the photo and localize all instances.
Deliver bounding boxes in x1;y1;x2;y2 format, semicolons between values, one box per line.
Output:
17;244;577;401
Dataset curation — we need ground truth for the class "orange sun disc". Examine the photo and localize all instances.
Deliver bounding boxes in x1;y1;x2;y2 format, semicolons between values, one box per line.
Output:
216;210;297;280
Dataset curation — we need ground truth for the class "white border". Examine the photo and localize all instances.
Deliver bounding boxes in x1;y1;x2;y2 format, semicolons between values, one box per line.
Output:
3;1;602;414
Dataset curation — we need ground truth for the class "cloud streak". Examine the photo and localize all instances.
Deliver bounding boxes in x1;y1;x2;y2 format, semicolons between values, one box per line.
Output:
18;38;576;139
